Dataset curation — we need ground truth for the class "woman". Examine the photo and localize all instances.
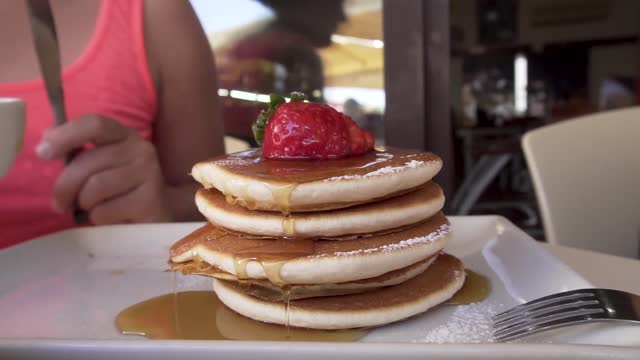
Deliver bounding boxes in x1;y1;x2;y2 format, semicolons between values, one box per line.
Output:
0;0;224;248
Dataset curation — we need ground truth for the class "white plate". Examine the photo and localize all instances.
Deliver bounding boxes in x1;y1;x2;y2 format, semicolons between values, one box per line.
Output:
1;216;639;360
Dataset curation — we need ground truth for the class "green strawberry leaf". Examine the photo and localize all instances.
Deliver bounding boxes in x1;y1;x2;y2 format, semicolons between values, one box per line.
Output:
269;94;286;110
251;110;268;146
289;92;307;102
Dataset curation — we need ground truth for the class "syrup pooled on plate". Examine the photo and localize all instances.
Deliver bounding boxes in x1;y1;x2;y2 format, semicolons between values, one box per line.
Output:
447;269;491;305
115;291;367;341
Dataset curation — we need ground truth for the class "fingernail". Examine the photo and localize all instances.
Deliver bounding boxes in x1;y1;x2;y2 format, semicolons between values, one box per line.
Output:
36;142;53;159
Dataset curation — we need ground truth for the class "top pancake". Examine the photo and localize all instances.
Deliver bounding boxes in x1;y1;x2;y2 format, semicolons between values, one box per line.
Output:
191;147;442;213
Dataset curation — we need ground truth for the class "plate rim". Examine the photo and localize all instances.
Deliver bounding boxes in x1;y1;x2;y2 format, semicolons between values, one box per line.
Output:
0;338;638;358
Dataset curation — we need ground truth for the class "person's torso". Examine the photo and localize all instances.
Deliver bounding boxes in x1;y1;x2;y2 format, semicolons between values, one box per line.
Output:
0;0;157;248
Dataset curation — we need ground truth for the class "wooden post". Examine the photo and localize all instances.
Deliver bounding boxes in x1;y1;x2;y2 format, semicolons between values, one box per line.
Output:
383;0;455;201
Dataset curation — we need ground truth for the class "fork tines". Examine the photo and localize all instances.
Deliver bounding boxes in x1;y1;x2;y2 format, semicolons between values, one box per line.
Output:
492;289;607;342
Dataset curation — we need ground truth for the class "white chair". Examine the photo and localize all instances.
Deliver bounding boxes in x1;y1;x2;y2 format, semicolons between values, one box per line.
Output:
522;107;640;258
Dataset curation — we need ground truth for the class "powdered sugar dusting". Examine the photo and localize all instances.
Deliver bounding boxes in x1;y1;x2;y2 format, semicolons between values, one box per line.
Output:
324;160;426;181
315;223;450;258
414;302;506;344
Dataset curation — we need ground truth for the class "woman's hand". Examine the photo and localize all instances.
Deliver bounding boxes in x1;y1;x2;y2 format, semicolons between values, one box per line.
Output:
36;115;173;224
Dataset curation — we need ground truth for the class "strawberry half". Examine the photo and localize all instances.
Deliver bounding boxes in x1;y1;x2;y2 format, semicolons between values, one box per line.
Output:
252;93;374;160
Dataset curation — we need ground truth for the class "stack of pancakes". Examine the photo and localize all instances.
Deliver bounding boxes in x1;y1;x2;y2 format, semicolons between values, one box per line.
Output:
169;147;466;330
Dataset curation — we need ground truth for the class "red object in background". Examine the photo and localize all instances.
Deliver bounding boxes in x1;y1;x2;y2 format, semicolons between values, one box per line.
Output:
217;27;325;142
262;102;374;160
220;98;262;143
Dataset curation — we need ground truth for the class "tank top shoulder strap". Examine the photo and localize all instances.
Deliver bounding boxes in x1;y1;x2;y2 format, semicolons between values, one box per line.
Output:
75;0;157;115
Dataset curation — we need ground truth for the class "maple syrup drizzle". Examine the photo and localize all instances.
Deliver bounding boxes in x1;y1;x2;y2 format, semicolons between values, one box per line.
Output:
192;255;203;268
269;183;298;238
231;237;315;287
170;223;315;289
215;147;438;184
234;257;254;280
116;291;367;341
282;217;296;237
269;183;297;216
261;259;289;287
172;272;181;338
225;194;237;206
283;286;291;332
244;199;258;210
225;182;298;237
447;269;491;305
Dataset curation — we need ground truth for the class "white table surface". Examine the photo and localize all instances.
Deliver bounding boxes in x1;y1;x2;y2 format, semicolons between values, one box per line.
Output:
542;243;640;294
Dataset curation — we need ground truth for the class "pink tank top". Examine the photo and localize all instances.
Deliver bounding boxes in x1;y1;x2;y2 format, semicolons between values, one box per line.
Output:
0;0;157;249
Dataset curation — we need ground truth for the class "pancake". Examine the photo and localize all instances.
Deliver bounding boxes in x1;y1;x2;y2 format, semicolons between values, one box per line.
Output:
191;147;442;213
172;254;438;300
170;213;451;285
195;181;445;238
213;253;465;330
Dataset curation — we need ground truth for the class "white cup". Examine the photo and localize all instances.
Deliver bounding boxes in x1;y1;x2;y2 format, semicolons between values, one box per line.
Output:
0;98;26;177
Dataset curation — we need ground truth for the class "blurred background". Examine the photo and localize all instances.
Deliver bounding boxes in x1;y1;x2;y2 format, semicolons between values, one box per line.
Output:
192;0;385;147
191;0;640;239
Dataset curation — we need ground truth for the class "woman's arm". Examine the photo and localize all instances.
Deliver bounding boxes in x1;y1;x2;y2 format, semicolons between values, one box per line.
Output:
38;1;225;224
144;0;225;221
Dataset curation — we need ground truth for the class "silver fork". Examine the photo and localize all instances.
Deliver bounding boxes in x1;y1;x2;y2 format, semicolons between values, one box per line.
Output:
492;288;640;342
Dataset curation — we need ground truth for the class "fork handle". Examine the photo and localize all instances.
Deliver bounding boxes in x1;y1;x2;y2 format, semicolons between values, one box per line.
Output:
600;289;640;320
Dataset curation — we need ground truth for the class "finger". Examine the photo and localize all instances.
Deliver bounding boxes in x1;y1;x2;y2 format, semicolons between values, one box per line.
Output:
76;163;146;211
89;183;171;225
87;185;140;225
52;143;130;212
36;115;132;160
